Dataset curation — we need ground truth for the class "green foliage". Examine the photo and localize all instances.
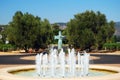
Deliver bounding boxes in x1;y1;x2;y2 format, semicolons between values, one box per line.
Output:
5;11;53;52
66;11;115;50
103;43;120;50
0;44;15;51
52;23;61;35
38;19;53;47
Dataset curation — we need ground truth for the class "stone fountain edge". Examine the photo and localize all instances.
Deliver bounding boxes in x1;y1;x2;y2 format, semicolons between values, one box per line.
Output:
0;65;120;80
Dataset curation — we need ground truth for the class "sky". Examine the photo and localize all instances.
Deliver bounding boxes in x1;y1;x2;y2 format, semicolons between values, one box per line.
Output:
0;0;120;24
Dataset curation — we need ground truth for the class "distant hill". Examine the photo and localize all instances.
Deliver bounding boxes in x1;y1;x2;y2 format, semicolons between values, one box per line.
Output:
55;22;67;30
114;22;120;36
55;22;67;26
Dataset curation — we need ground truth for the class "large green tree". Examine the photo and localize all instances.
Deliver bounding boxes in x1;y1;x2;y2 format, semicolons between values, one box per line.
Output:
6;11;53;52
40;19;53;47
66;11;115;50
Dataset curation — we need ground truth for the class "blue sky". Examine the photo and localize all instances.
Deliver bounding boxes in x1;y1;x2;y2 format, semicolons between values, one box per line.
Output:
0;0;120;24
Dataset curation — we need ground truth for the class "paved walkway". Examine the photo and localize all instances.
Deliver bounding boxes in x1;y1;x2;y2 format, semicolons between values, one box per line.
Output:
0;53;36;68
90;53;120;67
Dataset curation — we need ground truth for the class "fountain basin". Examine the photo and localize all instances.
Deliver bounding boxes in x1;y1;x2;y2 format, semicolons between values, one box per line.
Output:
0;65;120;80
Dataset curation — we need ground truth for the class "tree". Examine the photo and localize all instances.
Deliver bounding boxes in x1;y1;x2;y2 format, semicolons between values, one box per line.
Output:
66;11;115;50
6;11;53;52
39;19;53;47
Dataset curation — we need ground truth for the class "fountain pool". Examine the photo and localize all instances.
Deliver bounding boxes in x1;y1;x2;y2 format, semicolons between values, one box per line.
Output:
10;67;115;78
0;65;120;80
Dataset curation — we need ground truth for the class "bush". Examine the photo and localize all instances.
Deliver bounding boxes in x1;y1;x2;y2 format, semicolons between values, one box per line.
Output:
103;43;120;50
0;44;15;52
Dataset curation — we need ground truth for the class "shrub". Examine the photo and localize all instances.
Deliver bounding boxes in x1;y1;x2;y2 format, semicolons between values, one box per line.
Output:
103;43;120;50
0;44;15;52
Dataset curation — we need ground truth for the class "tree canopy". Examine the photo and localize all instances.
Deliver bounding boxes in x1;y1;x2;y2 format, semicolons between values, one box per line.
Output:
5;11;53;52
66;11;115;50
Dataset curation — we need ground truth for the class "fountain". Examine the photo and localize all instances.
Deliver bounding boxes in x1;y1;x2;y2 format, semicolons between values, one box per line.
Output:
35;48;90;78
35;31;90;77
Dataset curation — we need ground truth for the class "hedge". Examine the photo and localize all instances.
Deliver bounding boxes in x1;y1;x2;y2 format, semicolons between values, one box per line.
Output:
0;44;15;52
103;43;120;50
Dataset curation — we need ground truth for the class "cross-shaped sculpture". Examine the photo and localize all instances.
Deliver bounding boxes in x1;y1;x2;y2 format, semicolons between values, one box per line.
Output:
54;31;65;49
